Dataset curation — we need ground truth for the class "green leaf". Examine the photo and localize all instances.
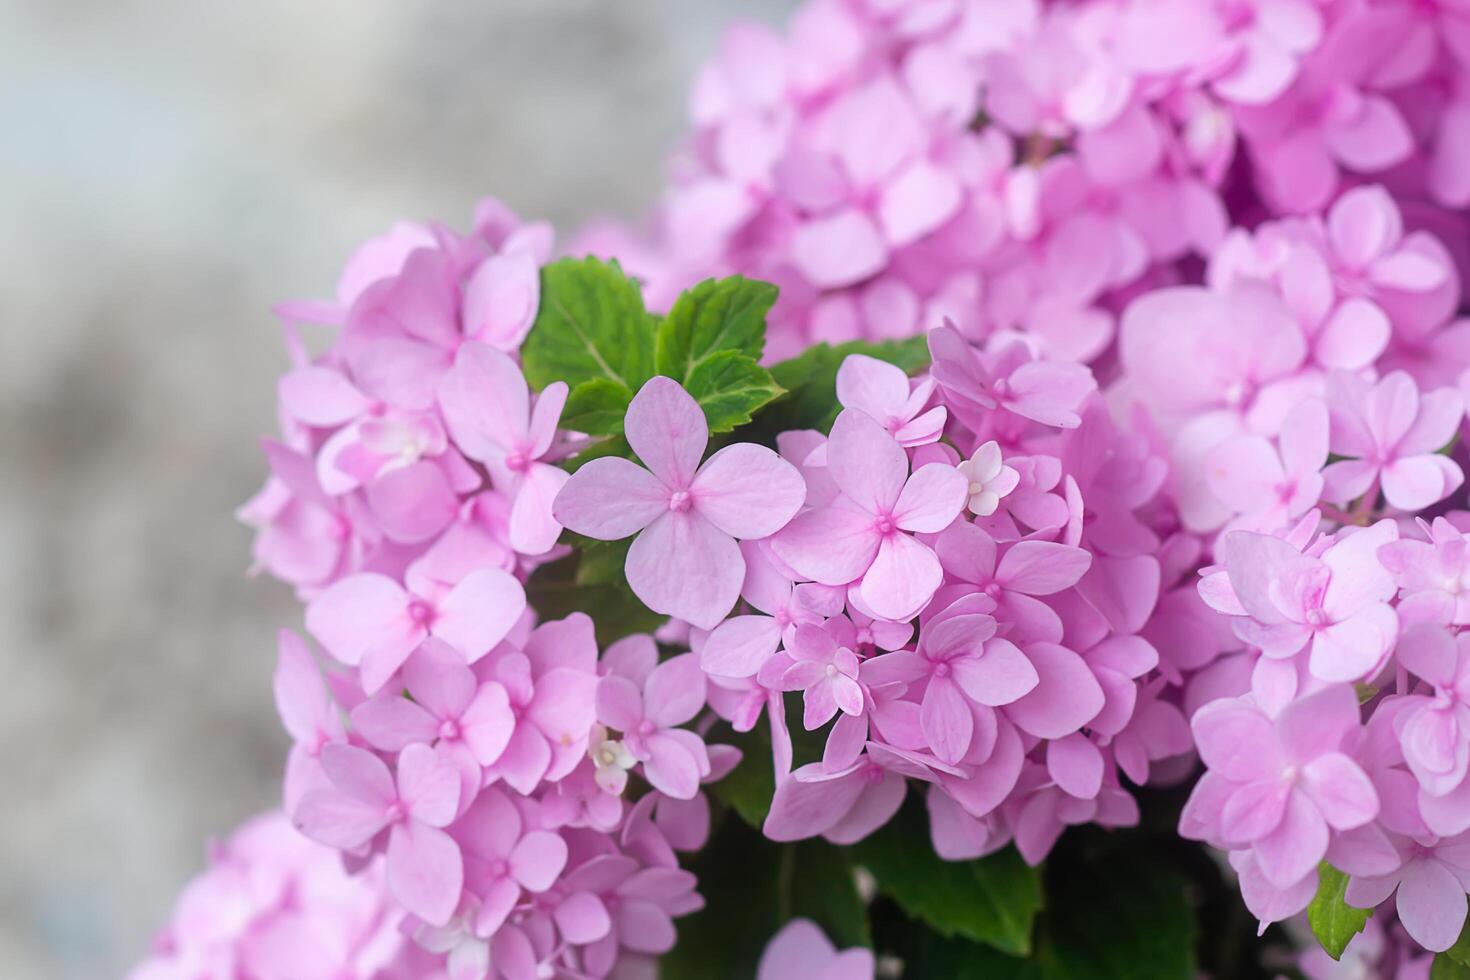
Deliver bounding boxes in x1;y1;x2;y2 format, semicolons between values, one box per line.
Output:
1445;919;1470;968
683;350;784;433
572;538;631;587
660;816;868;980
656;276;776;381
759;336;931;436
520;257;656;392
524;551;661;646
559;379;633;436
1308;862;1371;960
1433;954;1470;980
853;799;1041;956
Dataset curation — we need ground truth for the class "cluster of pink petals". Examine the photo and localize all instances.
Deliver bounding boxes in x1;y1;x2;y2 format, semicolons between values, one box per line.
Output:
174;0;1470;970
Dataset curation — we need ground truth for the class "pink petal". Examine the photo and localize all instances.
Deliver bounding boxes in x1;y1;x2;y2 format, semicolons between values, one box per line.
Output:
1300;752;1378;830
827;409;908;514
645;653;708;728
1047;734;1104;800
553;456;669;540
460;682;516;766
691;443;807;539
1397;859;1470;951
1004;643;1105;739
293;788;388;850
494;726;553;796
626;511;744;631
764;767;867;841
757;919;838;980
366;461;459;545
432;568;527;663
1383;455;1461;511
320;743;397;805
463;251;539;351
278;366;371;427
892;463;968;533
824;770;906;844
274;630;331;745
528;668;599;766
791;208;888;289
625;377;709;489
836;354;909;419
1192;699;1281;782
387;821;464;927
1328;97;1413;172
950;639;1038;707
643;732;703;800
509;830;569;892
616;901;678;955
860;532;942;621
771;497;882;586
350;695;439;752
305;573;420;674
438;341;529;460
555;891;612;945
509;463;569;555
1252;790;1328;889
878;160;962;247
398;742;460;827
403;640;476;718
996;540;1092;595
701;615;782;678
921;677;974;765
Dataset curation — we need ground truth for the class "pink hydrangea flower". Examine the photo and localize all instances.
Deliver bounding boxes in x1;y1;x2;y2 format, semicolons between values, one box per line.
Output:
835;353;946;446
772;407;967;620
757;918;875;980
597;653;710;799
1322;372;1464;512
554;376;806;629
1346;830;1470;953
294;743;464;926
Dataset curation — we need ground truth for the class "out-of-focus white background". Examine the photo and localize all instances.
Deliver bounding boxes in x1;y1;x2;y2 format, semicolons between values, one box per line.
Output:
0;2;785;975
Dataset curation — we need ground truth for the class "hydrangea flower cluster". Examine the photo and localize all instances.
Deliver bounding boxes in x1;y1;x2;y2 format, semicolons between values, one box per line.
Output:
143;0;1470;974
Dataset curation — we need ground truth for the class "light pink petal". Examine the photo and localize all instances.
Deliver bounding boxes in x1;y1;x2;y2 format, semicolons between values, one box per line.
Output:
463;251;539;351
1004;643;1104;739
527;381;568;459
764;768;866;841
403;640;476;718
996;540;1092;595
1396;859;1469;952
509;830;569;892
757;919;838;980
1253;790;1328;889
509;463;569;555
278;366;371;427
366;461;459;545
350;695;439;752
827;409;908;514
387;821;464;927
645;653;708;728
438;341;529;460
625;376;709;489
1327;96;1413;172
432;568;527;663
791;208;888;289
643;732;703;800
1279;398;1329;475
836;354;909;418
398;742;461;827
691;443;806;539
555;891;613;945
771;497;882;586
293;789;388;850
274;630;331;745
1276;683;1361;764
597;675;646;733
950;639;1038;707
320;743;397;805
824;771;906;845
494;726;553;796
460;682;516;766
1399;388;1464;457
1316;299;1389;370
1047;734;1103;800
626;511;744;630
553;456;669;540
861;532;942;621
1300;752;1378;830
892;463;968;533
921;677;974;765
701;616;782;678
616;901;678;955
305;573;419;672
527;668;599;753
879;160;962;246
1328;185;1399;269
1216;531;1314;626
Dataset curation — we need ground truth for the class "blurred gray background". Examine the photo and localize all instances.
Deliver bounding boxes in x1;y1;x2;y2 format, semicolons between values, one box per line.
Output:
0;2;786;975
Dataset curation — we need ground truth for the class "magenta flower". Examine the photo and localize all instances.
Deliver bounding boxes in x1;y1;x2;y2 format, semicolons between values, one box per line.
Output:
554;376;806;629
294;743;464;926
305;567;527;694
596;653;710;800
1182;685;1378;889
772;408;967;621
757;918;875;980
1323;371;1464;512
1214;521;1399;682
438;341;569;555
